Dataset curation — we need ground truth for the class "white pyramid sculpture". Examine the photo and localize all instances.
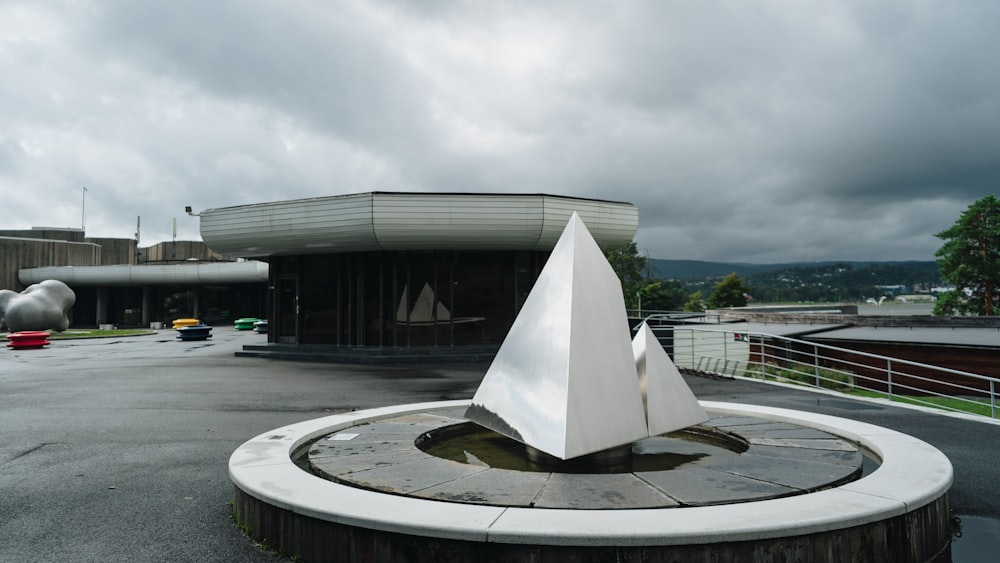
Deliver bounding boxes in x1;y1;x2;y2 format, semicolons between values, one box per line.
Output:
633;323;709;435
465;213;649;460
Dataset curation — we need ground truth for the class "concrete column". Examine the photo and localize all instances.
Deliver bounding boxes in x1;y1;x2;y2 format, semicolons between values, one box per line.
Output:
141;286;151;326
95;287;108;326
193;290;200;319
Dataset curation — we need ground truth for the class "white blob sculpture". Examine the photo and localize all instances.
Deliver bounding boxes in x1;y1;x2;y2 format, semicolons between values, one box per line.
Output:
0;280;76;332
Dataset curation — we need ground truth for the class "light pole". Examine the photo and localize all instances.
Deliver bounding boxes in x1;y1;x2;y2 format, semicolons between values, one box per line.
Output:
81;186;87;231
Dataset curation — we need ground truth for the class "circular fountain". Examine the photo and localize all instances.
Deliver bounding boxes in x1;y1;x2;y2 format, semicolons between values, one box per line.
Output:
230;400;951;562
229;215;952;562
311;410;864;508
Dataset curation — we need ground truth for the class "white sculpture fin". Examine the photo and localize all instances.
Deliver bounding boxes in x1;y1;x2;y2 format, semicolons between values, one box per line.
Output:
633;323;709;435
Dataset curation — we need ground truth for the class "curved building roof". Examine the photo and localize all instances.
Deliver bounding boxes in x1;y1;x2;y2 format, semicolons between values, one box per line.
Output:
199;192;638;258
19;261;268;286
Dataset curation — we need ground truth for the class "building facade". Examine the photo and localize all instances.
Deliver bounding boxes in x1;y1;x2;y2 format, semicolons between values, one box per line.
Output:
5;229;267;328
199;192;639;349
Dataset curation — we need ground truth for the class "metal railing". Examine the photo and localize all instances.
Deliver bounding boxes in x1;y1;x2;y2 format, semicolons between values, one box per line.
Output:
632;311;724;325
648;325;998;420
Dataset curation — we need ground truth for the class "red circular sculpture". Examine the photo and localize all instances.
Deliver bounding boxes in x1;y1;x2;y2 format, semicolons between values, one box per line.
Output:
5;331;51;349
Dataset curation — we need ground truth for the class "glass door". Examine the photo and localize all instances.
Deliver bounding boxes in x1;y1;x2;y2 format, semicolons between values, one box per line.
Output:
276;275;299;344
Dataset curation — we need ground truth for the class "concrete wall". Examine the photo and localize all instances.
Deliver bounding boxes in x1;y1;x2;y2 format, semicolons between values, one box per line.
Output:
140;240;227;263
87;237;137;265
1;230;138;290
0;228;85;243
1;236;101;290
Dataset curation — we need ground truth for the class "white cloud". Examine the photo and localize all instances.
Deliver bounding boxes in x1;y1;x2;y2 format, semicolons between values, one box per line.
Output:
1;0;998;261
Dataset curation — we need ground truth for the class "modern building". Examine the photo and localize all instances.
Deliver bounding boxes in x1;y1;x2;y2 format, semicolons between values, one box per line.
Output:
198;192;638;353
3;228;267;328
1;227;135;289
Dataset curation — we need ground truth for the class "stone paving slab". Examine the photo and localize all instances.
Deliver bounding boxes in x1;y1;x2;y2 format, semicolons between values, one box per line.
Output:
346;455;489;494
309;437;416;458
704;416;779;428
710;453;860;490
748;437;858;451
412;467;550;507
714;421;810;432
722;425;837;440
639;466;798;505
746;444;862;466
310;448;430;478
533;473;678;509
348;413;464;436
426;406;470;420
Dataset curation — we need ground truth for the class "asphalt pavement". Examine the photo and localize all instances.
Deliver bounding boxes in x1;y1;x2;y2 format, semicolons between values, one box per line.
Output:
1;327;997;562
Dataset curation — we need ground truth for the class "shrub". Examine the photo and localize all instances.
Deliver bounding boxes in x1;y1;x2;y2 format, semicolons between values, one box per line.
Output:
749;362;854;391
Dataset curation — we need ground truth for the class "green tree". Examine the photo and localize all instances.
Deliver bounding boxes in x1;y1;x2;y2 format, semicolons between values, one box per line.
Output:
637;279;689;312
605;242;647;309
934;195;1000;316
707;273;749;308
682;292;705;312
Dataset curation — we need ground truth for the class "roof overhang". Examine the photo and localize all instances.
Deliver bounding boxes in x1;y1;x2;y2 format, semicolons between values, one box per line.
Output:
18;261;269;287
198;192;638;258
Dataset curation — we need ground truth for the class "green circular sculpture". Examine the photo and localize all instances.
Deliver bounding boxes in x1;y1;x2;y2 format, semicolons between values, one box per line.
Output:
234;318;260;330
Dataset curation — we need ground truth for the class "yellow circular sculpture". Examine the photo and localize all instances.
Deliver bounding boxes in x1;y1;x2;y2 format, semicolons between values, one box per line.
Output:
172;318;200;329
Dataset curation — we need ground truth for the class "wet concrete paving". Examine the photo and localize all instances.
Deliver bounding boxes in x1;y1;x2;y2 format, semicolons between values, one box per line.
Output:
1;328;997;561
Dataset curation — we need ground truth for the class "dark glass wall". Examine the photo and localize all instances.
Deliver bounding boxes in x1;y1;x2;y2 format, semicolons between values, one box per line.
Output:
69;283;267;328
271;250;547;347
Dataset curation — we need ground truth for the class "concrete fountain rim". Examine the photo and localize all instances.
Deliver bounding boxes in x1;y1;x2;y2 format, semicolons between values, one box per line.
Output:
228;399;952;546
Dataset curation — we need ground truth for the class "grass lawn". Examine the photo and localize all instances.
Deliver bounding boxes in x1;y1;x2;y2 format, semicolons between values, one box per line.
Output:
851;388;998;419
747;365;998;420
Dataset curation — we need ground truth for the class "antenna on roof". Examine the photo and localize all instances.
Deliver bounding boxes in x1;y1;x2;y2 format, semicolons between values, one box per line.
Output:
135;216;142;264
81;186;87;231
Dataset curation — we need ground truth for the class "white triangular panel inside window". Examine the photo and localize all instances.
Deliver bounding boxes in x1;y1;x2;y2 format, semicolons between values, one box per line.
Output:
396;283;451;322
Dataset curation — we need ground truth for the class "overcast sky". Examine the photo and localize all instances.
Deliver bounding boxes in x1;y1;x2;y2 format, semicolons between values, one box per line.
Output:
2;1;998;263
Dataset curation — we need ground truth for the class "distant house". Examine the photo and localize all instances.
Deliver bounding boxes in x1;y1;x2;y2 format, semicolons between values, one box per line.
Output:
710;306;1000;391
874;284;907;295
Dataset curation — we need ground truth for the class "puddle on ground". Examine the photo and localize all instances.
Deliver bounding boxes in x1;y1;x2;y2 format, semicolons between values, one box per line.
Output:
952;515;1000;563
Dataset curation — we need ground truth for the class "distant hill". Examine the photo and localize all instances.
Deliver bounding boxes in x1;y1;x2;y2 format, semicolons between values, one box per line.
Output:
650;260;776;280
650;259;939;281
